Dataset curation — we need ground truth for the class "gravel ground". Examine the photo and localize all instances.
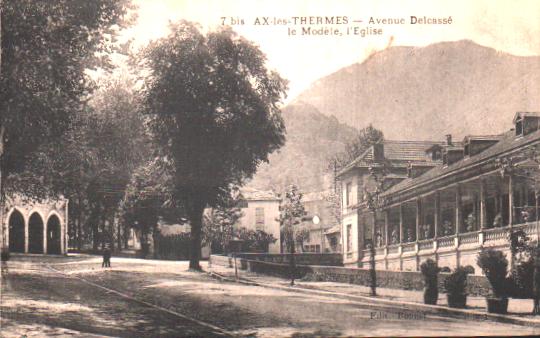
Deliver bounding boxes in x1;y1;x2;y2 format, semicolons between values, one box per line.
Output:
2;255;539;337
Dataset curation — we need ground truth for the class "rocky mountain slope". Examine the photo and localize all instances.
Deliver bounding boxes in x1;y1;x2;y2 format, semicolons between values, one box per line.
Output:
296;40;540;141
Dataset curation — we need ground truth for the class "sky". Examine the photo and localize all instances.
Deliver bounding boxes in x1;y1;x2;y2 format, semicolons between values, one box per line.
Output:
124;0;540;101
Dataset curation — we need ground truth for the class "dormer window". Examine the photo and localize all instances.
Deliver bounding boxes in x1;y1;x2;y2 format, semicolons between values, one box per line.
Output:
513;112;540;137
432;149;442;161
425;144;443;161
515;117;524;136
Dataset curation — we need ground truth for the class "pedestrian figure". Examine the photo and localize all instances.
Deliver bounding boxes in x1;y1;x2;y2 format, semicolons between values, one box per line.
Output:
391;228;399;244
102;245;111;268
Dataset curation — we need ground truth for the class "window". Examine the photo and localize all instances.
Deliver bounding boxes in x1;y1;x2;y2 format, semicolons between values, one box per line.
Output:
516;117;523;136
345;182;353;206
236;200;248;208
464;143;470;156
255;207;265;230
346;224;352;252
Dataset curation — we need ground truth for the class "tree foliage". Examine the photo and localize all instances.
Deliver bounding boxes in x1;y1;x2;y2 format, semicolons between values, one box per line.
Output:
234;227;277;253
202;199;243;254
0;0;134;252
138;21;287;269
119;158;183;254
329;124;384;171
278;185;307;253
0;0;133;182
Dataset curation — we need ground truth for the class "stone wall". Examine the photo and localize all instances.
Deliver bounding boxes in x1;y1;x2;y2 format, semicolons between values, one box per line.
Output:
210;254;492;296
235;252;342;266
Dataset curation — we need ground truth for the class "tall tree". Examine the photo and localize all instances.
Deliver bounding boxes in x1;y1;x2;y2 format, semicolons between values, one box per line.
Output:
329;124;384;171
278;185;307;285
0;0;133;252
35;75;149;251
119;158;181;256
139;21;287;270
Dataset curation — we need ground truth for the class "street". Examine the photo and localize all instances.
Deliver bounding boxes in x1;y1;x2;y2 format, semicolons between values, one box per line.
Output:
1;255;538;337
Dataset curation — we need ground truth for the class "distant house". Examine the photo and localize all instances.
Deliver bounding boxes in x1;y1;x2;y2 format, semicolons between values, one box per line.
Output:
299;191;341;253
236;187;281;253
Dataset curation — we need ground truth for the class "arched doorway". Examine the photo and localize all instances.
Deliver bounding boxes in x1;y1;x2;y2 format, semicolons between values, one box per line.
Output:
28;213;44;254
8;210;25;253
47;215;62;254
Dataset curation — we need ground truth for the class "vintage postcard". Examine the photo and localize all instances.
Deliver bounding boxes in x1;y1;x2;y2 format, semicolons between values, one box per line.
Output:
1;0;540;337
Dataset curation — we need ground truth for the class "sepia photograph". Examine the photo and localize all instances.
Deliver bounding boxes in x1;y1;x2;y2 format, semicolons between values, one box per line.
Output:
1;0;540;337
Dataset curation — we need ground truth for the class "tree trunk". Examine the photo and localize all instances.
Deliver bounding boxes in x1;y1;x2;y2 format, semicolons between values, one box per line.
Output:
0;153;6;254
110;214;115;252
152;228;159;259
92;215;99;252
76;195;82;251
187;198;206;271
117;217;122;253
289;231;296;286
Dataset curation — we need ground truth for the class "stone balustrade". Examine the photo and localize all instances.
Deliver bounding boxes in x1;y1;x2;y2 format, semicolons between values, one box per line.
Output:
359;222;540;272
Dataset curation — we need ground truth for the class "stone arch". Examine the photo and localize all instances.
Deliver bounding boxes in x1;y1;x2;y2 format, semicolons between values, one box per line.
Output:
8;209;25;253
28;212;44;254
46;213;62;254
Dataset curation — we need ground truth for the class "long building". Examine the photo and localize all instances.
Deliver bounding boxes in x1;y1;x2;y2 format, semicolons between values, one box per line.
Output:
339;112;540;273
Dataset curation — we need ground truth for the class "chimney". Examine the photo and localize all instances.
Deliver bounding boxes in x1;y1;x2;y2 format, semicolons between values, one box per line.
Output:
445;134;452;146
373;143;384;162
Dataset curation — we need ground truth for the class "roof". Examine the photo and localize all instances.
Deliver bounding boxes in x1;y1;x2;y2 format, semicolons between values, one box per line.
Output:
338;140;443;177
368;140;444;162
513;112;540;123
324;225;341;235
240;187;280;201
381;128;540;198
462;134;503;142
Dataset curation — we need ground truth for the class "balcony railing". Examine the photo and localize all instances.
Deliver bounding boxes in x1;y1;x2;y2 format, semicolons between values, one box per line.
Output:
437;235;455;248
418;239;433;251
402;243;416;253
459;231;479;245
483;227;507;243
387;244;400;255
356;222;540;268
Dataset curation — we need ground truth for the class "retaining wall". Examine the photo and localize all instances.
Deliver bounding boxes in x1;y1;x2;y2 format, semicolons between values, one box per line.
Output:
210;254;492;296
235;252;342;266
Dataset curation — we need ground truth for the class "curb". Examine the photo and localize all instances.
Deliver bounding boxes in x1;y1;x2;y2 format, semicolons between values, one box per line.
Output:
208;270;540;328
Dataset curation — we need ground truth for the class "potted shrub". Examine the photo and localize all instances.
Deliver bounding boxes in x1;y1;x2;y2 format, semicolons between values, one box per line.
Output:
0;249;9;262
477;249;509;314
421;259;440;305
444;266;472;308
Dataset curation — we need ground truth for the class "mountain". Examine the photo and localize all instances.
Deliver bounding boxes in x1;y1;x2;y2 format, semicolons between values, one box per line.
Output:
246;101;357;193
247;40;540;193
295;40;540;141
